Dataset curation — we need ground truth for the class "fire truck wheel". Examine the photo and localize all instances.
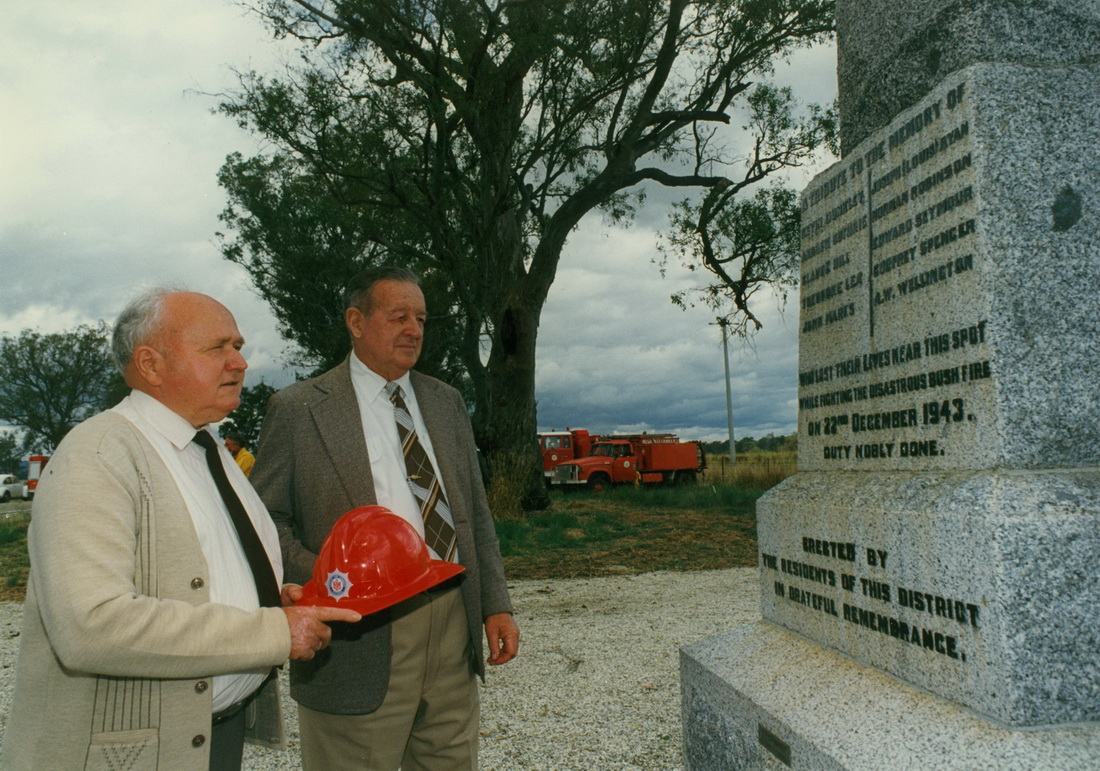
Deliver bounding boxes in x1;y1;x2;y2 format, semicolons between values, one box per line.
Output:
587;474;610;494
675;470;697;486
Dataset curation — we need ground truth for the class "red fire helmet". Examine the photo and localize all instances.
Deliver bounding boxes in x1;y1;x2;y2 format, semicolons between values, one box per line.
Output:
297;506;465;616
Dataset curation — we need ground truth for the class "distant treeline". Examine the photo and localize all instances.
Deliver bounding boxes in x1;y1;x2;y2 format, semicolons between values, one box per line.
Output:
702;433;797;455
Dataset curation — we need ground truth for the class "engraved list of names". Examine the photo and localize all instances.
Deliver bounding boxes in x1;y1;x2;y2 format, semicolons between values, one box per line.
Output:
798;77;996;472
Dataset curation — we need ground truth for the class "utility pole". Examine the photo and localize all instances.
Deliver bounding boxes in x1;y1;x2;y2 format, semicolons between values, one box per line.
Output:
718;318;736;466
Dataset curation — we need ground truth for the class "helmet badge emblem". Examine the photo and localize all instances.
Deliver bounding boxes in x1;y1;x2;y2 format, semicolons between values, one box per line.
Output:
324;570;353;601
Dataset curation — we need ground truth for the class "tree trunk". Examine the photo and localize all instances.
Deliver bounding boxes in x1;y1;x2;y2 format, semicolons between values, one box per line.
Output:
480;297;548;514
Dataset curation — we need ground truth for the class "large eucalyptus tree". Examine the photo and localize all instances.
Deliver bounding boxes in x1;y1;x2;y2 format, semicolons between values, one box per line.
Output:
218;0;835;510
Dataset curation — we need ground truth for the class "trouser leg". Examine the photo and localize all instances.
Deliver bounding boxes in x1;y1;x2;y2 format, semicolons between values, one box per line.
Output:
402;586;478;771
209;706;246;771
298;587;477;771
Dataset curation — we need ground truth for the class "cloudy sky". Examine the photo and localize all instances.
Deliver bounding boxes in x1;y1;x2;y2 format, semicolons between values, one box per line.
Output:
1;1;837;443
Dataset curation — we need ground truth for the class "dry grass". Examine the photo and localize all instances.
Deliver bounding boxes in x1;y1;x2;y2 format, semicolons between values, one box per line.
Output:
705;452;796;490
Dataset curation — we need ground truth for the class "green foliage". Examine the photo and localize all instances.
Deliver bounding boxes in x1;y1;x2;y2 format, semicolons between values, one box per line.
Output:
216;155;471;385
496;509;639;557
600;481;762;511
0;518;27;548
218;381;278;451
216;155;363;372
737;433;797;453
0;325;124;452
704;433;798;455
702;439;728;455
664;182;809;335
0;432;23;472
735;436;759;453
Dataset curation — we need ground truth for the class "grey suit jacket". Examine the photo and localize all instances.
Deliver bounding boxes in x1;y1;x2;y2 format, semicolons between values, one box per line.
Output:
251;358;513;714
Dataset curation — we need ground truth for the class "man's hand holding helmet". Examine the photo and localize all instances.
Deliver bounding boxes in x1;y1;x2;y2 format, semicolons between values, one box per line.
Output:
280;583;361;661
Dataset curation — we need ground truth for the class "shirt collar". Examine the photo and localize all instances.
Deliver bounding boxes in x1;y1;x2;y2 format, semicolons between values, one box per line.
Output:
127;390;210;451
349;355;413;401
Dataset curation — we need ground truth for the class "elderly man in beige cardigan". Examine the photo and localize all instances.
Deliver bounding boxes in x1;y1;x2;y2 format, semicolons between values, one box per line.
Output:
1;289;360;770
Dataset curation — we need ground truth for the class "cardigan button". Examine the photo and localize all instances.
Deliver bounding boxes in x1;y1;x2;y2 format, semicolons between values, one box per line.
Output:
191;577;204;590
192;735;206;747
195;680;209;693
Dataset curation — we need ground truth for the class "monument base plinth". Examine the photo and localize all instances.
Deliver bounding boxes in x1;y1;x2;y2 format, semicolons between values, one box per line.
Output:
755;469;1100;726
681;621;1100;770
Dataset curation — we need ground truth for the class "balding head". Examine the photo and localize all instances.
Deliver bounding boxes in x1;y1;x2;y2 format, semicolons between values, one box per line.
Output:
116;290;248;427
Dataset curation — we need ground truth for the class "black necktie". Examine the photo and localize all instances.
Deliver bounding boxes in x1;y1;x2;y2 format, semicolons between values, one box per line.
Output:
192;431;280;607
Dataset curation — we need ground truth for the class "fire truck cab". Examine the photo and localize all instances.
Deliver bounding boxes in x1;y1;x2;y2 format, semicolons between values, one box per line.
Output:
538;429;599;483
25;455;50;499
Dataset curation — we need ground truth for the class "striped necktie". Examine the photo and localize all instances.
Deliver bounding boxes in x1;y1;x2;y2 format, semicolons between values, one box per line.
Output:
385;382;457;561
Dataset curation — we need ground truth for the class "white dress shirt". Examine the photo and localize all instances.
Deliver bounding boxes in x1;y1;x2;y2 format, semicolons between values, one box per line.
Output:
348;355;455;560
113;390;283;712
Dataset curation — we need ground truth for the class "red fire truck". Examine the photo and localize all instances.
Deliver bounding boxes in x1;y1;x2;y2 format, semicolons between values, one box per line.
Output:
25;455;50;499
538;429;600;483
550;433;706;491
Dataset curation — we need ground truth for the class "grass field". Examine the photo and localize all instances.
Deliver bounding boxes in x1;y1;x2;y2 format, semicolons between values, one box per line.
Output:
499;484;761;580
0;504;31;602
0;452;795;600
498;452;795;580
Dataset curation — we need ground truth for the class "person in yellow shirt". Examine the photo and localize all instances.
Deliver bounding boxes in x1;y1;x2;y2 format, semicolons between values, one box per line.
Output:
224;434;256;477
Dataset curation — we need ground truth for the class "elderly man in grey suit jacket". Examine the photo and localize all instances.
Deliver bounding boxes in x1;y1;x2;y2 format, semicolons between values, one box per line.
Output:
252;266;519;770
2;289;360;770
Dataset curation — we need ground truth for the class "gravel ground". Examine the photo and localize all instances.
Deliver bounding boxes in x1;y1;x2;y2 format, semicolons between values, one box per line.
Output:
0;568;759;770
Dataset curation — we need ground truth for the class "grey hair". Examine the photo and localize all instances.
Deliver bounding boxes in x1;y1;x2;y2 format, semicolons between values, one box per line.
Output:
342;266;420;313
110;287;182;372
